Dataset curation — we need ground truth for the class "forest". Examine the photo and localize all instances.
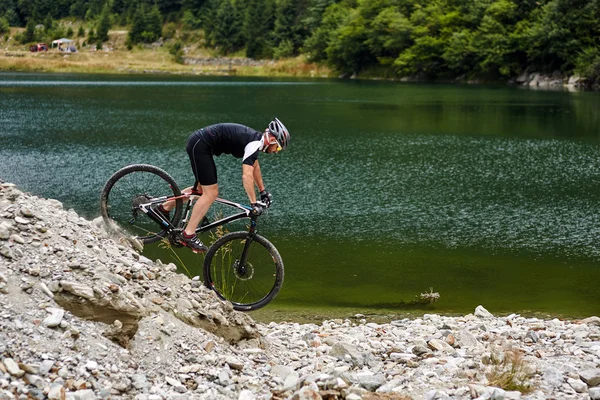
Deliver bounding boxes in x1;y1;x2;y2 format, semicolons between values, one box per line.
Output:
1;0;599;82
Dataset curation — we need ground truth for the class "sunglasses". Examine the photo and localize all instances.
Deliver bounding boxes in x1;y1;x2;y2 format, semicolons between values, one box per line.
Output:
269;138;282;152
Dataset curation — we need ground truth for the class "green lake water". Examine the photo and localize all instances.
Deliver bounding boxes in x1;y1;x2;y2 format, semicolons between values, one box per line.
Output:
1;72;599;322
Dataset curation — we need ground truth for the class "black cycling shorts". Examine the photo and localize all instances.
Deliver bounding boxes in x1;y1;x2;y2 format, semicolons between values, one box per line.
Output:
186;130;217;186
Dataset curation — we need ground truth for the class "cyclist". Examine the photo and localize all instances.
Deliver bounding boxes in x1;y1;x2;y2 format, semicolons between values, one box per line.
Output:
155;118;290;253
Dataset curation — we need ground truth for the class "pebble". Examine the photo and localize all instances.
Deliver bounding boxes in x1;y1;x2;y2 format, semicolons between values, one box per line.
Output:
43;308;64;328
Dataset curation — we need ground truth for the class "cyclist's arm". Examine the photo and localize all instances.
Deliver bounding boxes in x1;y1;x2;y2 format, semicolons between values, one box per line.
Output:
242;164;257;204
252;160;266;192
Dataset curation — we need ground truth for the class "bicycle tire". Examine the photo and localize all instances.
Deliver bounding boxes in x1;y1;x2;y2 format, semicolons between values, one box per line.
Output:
100;164;183;244
203;231;284;311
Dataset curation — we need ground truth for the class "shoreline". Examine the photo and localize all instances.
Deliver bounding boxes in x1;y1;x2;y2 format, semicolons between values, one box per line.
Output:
1;51;596;91
1;182;600;399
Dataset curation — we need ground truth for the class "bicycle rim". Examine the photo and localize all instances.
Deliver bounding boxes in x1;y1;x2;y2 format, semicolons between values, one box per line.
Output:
100;164;182;244
203;232;284;311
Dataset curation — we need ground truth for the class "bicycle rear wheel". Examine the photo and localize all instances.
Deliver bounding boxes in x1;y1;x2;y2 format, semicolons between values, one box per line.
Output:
203;231;284;311
100;164;183;244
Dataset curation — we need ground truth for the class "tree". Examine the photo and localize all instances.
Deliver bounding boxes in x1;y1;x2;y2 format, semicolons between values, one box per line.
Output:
0;16;9;34
364;6;413;64
145;5;163;42
304;3;350;62
96;5;111;43
326;8;374;74
21;17;35;43
128;5;146;45
43;13;53;31
243;0;274;59
209;0;243;54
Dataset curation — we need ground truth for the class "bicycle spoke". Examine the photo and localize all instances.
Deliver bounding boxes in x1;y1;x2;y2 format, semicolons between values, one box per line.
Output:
204;232;283;310
101;165;182;244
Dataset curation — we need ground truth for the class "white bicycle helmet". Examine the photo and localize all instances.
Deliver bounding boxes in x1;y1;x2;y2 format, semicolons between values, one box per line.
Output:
268;118;290;150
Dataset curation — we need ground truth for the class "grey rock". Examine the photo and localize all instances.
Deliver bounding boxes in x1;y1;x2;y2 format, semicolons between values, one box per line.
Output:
425;389;451;400
282;371;300;391
581;369;600;387
526;330;539;343
43;308;64;328
428;338;455;353
19;206;34;218
582;316;600;327
48;383;65;400
85;360;98;371
330;341;377;367
223;356;244;371
60;281;95;299
131;374;148;390
71;389;97;400
39;360;54;376
543;366;564;387
474;305;494;318
0;224;9;240
590;387;600;400
3;358;24;377
567;378;588;393
288;382;320;400
355;371;386;391
14;216;30;225
238;390;255;400
271;364;293;380
0;245;13;259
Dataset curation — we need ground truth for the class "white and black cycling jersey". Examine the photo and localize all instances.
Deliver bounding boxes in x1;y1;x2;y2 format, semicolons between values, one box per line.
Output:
196;123;263;166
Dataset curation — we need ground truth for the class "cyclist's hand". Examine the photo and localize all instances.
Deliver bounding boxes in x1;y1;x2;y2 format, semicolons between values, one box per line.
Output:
251;202;265;216
260;190;272;207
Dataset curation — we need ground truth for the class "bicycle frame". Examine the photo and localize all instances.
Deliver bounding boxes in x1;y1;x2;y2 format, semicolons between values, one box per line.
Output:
137;192;258;236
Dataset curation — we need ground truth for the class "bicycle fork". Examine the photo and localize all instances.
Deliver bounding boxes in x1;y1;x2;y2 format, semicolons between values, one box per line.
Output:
237;218;258;273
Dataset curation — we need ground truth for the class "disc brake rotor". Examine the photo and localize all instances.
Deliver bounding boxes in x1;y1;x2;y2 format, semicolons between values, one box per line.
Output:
233;260;254;281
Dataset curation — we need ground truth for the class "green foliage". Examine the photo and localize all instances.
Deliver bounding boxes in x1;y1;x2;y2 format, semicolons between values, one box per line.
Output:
66;26;73;37
4;8;20;26
6;0;600;82
208;0;243;55
163;22;177;39
127;4;163;45
169;40;185;63
88;28;96;44
77;25;84;37
96;5;110;43
273;39;294;59
43;13;52;31
243;0;274;59
0;16;9;34
575;47;600;83
20;18;35;43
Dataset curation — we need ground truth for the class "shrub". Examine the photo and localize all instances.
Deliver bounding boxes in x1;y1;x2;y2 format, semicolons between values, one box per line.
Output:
163;22;177;40
0;17;9;35
486;348;533;393
169;40;184;63
273;39;294;60
575;47;600;83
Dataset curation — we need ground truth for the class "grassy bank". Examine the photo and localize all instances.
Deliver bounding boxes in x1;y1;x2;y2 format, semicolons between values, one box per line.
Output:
0;28;331;78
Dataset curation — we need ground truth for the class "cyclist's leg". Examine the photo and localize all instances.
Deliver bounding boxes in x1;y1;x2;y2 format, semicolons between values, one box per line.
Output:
183;134;218;236
162;184;202;211
184;183;217;236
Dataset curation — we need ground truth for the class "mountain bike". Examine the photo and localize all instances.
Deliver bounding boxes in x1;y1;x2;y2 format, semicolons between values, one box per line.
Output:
99;164;284;311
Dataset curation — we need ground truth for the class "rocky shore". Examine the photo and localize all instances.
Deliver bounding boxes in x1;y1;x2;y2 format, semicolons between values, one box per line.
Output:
1;181;599;400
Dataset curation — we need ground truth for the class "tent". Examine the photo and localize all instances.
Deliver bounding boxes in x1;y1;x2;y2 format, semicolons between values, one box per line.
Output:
51;38;76;52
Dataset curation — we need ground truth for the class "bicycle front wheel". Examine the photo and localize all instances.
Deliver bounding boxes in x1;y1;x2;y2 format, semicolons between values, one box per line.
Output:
203;232;284;311
100;164;183;244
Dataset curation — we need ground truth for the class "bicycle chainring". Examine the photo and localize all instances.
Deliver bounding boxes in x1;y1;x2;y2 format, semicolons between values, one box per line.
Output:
167;230;184;248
